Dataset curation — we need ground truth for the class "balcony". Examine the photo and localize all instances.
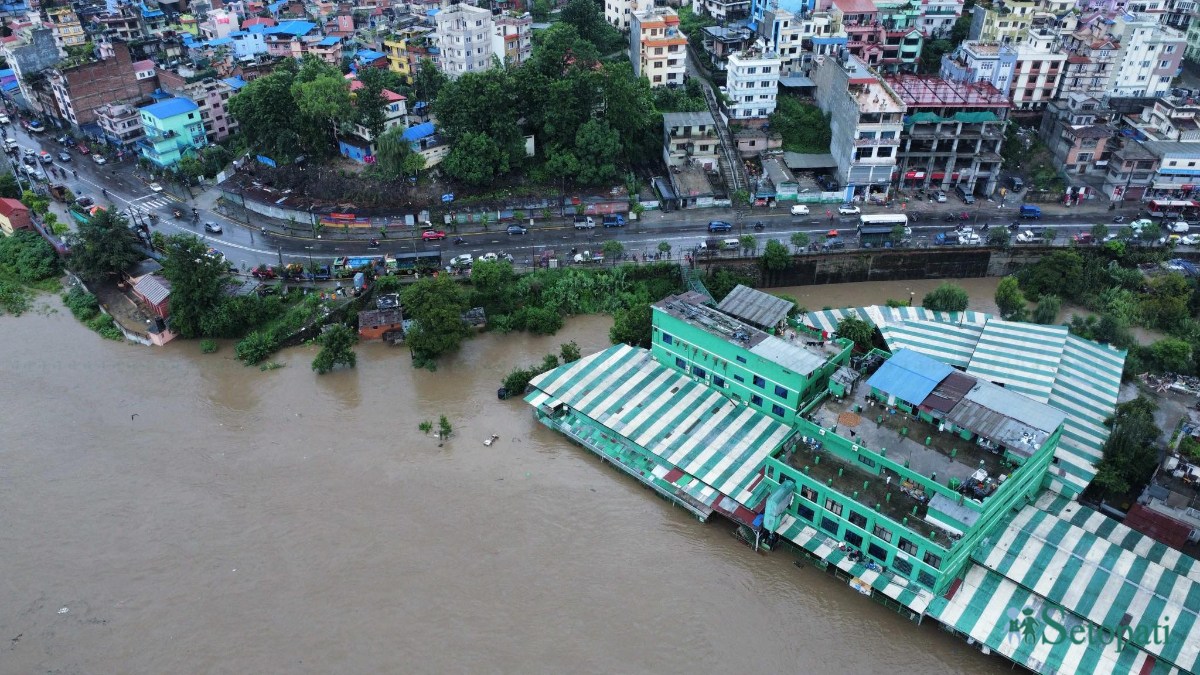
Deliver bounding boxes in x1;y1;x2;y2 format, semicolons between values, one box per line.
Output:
856;137;899;146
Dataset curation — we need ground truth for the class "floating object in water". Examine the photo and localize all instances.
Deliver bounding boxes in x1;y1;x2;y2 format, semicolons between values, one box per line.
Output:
483;434;500;446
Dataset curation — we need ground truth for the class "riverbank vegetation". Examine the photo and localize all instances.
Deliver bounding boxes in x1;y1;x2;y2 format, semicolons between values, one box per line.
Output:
0;230;60;315
502;341;583;395
1087;397;1161;503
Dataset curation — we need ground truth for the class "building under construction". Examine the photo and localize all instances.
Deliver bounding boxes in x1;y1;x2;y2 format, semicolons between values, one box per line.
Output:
884;74;1011;197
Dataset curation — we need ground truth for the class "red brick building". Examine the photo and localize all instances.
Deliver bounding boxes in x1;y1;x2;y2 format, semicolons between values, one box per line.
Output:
0;198;32;236
49;42;160;130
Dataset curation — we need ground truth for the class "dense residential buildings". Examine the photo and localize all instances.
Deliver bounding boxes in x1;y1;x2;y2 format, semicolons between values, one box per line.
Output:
137;97;208;168
940;41;1017;95
1009;27;1066;111
1107;13;1186;97
49;42;160;132
1038;93;1113;179
886;73;1010;196
661;111;720;208
813;53;905;199
494;13;533;67
630;7;688;87
96;103;147;149
434;3;494;78
45;5;85;49
605;0;635;31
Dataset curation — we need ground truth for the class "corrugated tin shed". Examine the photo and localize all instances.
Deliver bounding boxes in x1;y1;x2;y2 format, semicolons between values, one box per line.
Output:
749;336;826;377
1123;503;1194;551
951;379;1066;455
716;284;792;329
132;274;170;305
866;349;953;406
527;344;794;506
921;371;974;413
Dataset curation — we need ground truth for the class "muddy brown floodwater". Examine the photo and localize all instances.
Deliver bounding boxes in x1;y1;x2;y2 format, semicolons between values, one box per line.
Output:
1;295;1013;674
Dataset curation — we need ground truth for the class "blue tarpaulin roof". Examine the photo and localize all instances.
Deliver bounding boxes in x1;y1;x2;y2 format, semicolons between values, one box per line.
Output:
318;36;341;46
402;122;434;141
865;349;953;405
222;76;247;90
357;48;385;61
141;97;199;119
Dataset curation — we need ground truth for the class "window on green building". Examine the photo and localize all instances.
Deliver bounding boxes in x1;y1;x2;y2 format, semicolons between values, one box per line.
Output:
675;357;686;369
662;333;673;344
873;525;892;543
797;503;815;521
892;557;912;576
753;375;766;388
898;537;918;555
824;498;842;516
774;384;789;398
857;454;876;468
771;404;785;417
848;511;867;528
845;531;863;547
917;571;936;588
820;517;839;536
800;485;817;501
868;543;887;561
734;374;744;383
751;395;763;406
693;366;707;379
714;376;726;388
736;355;747;363
923;551;942;569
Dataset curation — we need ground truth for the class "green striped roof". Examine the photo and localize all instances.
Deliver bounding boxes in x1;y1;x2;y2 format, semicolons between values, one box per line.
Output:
932;500;1200;674
528;344;795;505
799;307;1126;497
776;514;934;614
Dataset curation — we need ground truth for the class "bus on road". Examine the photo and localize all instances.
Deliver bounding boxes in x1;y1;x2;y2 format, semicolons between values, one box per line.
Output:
1146;200;1199;219
857;214;909;231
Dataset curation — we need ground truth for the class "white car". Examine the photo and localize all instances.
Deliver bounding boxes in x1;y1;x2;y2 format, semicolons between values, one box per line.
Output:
790;204;810;216
0;115;9;124
957;226;974;235
837;204;861;216
958;233;981;245
478;252;498;263
934;191;947;203
149;182;163;193
1168;221;1190;233
450;254;473;268
1180;234;1200;246
92;154;107;165
1130;218;1153;232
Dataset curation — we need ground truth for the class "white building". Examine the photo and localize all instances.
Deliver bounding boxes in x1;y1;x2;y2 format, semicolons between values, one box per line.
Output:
434;3;495;79
725;46;781;124
919;0;965;38
630;7;687;87
1010;28;1067;111
605;0;636;31
758;8;805;76
493;13;533;67
692;0;751;23
1107;14;1186;98
940;41;1017;96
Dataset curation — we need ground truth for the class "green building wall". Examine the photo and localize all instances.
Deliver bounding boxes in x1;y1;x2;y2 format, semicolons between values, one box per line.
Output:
650;308;852;425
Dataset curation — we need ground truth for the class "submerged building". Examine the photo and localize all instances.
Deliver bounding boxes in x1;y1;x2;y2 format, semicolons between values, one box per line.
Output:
528;290;1200;674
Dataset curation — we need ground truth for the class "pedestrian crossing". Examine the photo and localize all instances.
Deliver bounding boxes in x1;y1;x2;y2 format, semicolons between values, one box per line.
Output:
128;196;174;217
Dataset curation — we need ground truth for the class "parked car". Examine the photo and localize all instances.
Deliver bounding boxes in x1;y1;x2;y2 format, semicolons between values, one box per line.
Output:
822;237;846;250
1016;230;1044;244
790;204;810;216
0;115;9;125
1168;221;1190;233
57;151;70;162
76;143;90;155
506;224;528;235
1073;232;1094;245
91;154;106;165
450;254;473;268
24;119;44;133
1181;234;1200;246
573;216;595;229
204;221;223;234
708;220;733;232
251;265;277;280
934;191;947;203
422;229;447;240
311;265;332;281
1130;218;1153;233
958;232;982;245
602;214;626;227
837;204;861;216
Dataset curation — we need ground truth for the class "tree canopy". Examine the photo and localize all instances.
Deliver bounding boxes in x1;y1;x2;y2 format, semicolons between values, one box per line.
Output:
64;208;142;283
313;323;358;373
922;282;969;312
402;275;471;368
159;234;232;339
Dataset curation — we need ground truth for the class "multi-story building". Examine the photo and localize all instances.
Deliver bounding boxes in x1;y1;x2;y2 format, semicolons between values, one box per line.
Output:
264;20;319;59
1126;96;1200;142
93;7;143;44
692;0;752;23
95;103;146;149
803;11;849;67
45;5;86;49
886;73;1010;196
940;41;1017;96
918;0;964;38
725;47;781;124
159;72;240;142
1009;27;1065;111
835;0;923;71
137;97;209;168
493;13;532;67
1108;13;1185;98
434;3;494;79
1059;31;1119;99
5;28;62;114
229;25;269;59
628;6;686;86
969;0;1036;45
1143;140;1200;201
1103;138;1160;202
338;79;408;162
1186;15;1200;64
1038;94;1112;180
814;54;906;199
662;111;719;208
605;0;635;31
631;7;687;87
757;7;805;76
49;42;160;131
200;8;239;41
1164;0;1193;31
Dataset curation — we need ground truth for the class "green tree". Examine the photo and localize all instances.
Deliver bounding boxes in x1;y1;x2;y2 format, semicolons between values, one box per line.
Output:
919;39;953;74
470;259;517;315
1018;250;1082;301
312;323;358;374
835;316;875;352
921;282;969;312
790;231;810;252
1031;294;1061;325
0;173;20;199
994;275;1027;321
159;234;231;338
1140;272;1191;331
1148;338;1192;373
1140;222;1161;244
760;239;790;282
657;241;671;257
0;230;59;282
354;66;395;139
412;57;448;104
987;227;1011;248
601;239;624;263
1091;222;1110;242
610;302;652;347
560;0;621;51
891;224;907;245
739;234;757;254
443;131;510;186
21;189;49;217
402;275;471;368
1090;397;1160;500
64;207;141;283
560;340;582;363
573;119;621;185
531;0;551;21
228;62;304;159
375;126;424;179
177;154;205;184
769;97;833;154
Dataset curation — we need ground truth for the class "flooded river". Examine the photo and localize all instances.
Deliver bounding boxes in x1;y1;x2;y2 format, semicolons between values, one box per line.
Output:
1;294;1013;674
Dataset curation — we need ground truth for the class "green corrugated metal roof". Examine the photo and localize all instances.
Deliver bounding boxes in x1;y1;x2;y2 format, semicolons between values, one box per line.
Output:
966;320;1067;403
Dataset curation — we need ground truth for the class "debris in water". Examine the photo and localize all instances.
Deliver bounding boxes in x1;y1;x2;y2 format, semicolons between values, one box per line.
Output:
483;434;499;446
57;607;69;614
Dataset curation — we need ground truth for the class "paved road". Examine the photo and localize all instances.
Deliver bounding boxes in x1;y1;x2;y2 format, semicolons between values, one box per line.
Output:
6;121;1177;270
